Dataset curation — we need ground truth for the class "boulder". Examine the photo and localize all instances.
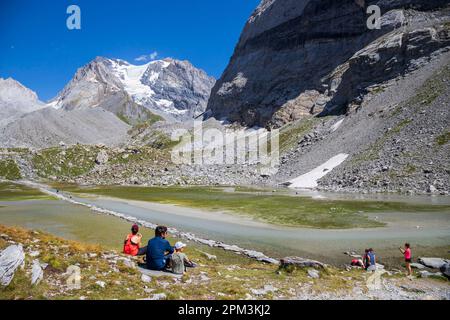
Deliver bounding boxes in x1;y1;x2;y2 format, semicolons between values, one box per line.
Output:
410;263;425;270
95;150;109;165
141;274;152;283
31;260;43;285
138;267;183;279
307;269;320;279
440;263;450;280
196;250;217;261
418;258;448;269
0;245;25;286
280;256;326;270
419;270;446;280
149;293;167;300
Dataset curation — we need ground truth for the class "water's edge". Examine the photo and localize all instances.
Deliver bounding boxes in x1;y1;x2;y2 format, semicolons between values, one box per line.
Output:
17;180;281;265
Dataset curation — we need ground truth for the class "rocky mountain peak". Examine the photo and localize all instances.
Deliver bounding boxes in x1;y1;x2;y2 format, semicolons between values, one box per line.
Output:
0;77;41;104
48;56;215;122
0;77;45;127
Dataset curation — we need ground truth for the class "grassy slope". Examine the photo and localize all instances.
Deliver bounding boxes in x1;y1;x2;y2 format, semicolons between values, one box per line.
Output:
0;159;21;180
57;185;449;229
0;224;369;300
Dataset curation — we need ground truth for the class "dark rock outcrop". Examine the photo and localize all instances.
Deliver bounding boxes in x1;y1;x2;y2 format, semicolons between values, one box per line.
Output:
206;0;450;128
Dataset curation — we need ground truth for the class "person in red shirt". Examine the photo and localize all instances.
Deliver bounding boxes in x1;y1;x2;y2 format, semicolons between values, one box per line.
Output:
123;224;147;256
399;243;412;277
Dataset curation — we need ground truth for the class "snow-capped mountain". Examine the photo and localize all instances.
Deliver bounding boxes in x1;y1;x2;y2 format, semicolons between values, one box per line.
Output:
49;57;215;122
0;78;46;126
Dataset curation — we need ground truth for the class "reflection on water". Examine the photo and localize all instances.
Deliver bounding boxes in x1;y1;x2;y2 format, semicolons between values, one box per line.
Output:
0;200;155;249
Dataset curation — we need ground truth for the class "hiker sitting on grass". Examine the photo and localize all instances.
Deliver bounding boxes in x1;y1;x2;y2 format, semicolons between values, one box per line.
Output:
171;242;196;275
146;226;174;271
399;243;413;277
123;224;147;256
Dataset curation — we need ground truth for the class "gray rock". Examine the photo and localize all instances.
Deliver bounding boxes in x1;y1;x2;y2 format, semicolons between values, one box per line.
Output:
410;263;426;270
196;250;217;261
307;269;320;279
280;256;325;269
31;259;43;285
0;245;25;286
138;267;183;279
141;274;152;283
28;250;40;258
95;280;107;288
251;285;278;296
95;150;109;165
149;293;167;300
418;257;448;269
419;270;446;280
439;263;450;279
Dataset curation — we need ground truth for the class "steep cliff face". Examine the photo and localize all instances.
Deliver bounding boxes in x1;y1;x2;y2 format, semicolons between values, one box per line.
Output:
206;0;450;128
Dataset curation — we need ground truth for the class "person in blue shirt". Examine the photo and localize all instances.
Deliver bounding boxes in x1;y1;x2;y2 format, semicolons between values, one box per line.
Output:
146;226;174;271
367;248;377;272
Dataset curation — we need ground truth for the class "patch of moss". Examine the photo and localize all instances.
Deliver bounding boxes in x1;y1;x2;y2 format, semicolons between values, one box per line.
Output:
57;185;448;229
404;164;417;175
435;132;450;146
0;159;21;180
0;182;56;201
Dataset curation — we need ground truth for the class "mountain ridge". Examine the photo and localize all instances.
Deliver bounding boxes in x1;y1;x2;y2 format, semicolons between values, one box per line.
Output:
49;56;215;123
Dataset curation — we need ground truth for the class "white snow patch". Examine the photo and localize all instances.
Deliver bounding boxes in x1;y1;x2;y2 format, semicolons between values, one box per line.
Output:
47;100;62;110
331;119;344;132
288;153;349;189
111;61;155;103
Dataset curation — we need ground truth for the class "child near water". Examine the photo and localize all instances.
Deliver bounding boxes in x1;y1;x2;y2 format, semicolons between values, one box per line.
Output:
399;243;413;277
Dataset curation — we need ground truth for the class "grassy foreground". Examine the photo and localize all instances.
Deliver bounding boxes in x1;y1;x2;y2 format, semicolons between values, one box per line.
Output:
58;185;450;229
0;224;364;300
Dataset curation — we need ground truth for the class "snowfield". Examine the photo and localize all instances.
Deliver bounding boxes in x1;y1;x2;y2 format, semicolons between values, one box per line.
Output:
288;153;349;189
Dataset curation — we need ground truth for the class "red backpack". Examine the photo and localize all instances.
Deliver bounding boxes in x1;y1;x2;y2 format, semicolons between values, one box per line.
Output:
123;234;139;256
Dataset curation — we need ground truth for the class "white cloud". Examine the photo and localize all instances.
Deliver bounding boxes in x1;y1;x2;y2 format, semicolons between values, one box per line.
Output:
149;52;158;60
135;51;158;62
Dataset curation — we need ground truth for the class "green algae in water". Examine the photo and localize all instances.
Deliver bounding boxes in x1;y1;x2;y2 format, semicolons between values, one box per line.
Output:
0;182;56;201
54;185;448;229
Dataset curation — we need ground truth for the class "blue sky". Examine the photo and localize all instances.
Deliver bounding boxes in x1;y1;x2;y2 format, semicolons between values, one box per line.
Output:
0;0;260;101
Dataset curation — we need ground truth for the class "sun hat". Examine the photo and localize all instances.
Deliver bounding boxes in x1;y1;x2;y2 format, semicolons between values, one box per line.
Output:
174;242;187;250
